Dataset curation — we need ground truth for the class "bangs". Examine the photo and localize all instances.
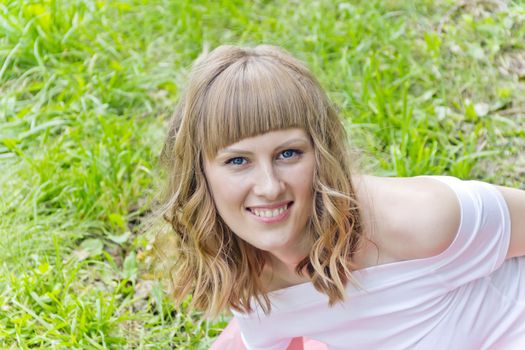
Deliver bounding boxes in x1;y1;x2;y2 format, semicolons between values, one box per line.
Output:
196;57;316;158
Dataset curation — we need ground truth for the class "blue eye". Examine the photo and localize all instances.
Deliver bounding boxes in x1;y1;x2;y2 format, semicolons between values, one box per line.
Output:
225;157;246;166
279;149;301;159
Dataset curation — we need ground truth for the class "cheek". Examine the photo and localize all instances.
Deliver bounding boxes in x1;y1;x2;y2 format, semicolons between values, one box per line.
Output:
208;174;249;212
290;160;315;194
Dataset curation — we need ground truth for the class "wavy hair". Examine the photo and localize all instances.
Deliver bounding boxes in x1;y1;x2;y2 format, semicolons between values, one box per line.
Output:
156;45;363;317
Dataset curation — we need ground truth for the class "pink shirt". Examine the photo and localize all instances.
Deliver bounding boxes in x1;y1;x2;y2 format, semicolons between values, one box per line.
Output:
232;177;525;349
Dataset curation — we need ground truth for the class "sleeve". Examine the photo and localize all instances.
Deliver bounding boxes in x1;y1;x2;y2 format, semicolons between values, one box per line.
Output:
429;176;511;289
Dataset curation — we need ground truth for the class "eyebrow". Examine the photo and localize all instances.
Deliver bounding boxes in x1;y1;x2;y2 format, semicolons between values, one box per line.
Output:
219;137;310;155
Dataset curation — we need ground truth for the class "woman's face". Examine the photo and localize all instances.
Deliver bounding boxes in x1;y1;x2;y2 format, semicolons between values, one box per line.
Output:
203;128;316;257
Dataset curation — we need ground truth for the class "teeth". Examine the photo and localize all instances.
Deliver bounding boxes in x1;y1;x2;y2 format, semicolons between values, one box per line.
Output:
252;204;288;218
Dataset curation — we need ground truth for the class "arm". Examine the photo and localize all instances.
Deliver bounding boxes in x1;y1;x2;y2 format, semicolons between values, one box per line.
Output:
496;186;525;259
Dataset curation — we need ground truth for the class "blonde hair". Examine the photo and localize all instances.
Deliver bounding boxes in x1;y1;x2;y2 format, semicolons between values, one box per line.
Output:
156;45;362;317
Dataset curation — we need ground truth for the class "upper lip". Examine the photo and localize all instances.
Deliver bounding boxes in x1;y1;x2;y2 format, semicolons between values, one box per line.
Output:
246;201;292;210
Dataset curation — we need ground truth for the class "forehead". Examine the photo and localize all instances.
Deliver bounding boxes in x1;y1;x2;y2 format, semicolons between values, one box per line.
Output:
217;128;311;154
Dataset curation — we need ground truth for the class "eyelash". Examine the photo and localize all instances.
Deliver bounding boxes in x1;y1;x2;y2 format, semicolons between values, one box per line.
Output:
225;149;303;166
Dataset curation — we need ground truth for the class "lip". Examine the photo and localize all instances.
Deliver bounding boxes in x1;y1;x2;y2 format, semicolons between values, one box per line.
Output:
246;202;293;224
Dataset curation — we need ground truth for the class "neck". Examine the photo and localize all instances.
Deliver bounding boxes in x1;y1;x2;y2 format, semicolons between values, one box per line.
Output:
264;234;313;289
269;251;306;274
263;253;310;291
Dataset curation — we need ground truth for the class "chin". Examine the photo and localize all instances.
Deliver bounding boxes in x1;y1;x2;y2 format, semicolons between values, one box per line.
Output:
255;238;295;254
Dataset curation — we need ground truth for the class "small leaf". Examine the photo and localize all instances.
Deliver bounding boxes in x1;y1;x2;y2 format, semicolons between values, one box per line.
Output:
467;44;485;60
435;106;451;120
123;252;138;281
464;101;478;122
2;138;19;150
108;213;126;229
37;262;50;274
424;32;441;57
109;60;123;71
72;249;90;261
108;231;131;244
31;291;51;304
80;238;104;257
474;103;489;117
157;81;177;94
496;87;512;99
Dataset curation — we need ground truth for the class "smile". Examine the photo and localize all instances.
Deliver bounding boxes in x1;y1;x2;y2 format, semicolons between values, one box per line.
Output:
250;204;288;218
246;202;293;223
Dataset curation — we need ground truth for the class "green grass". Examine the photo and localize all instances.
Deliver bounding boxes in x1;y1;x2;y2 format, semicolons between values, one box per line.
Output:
1;0;524;348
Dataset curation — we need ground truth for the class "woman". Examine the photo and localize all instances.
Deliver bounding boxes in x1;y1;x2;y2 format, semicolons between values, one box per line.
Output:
157;45;525;349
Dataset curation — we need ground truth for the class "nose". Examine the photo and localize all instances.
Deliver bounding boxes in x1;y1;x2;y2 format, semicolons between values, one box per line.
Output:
252;163;285;200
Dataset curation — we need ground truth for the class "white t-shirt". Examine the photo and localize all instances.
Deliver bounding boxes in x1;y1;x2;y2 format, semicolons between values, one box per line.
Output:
232;177;525;349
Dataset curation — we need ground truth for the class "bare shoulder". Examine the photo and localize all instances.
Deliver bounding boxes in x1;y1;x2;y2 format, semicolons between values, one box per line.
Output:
355;175;461;264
